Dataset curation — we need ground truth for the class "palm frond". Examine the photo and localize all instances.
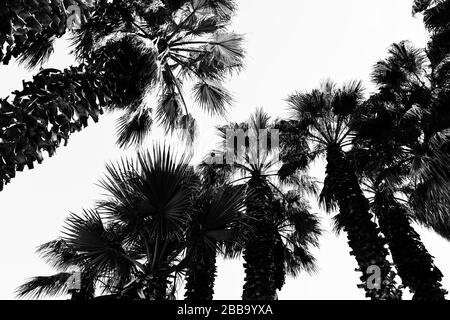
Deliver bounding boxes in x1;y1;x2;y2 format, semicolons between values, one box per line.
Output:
16;32;56;70
201;184;247;238
16;273;72;299
413;0;433;14
207;32;245;69
62;209;135;282
36;239;79;271
332;80;364;116
193;80;233;115
372;41;427;88
198;154;233;186
136;146;193;240
156;91;183;131
116;107;153;148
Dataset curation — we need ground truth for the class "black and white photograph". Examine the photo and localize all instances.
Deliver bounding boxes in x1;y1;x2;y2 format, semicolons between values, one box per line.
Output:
0;0;449;315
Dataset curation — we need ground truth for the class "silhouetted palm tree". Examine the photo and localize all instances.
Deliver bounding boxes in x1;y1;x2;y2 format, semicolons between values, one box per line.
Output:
270;191;321;293
282;81;401;300
350;41;449;300
0;0;93;66
17;145;246;300
0;0;244;191
16;238;96;300
184;183;246;300
369;36;450;243
203;108;320;300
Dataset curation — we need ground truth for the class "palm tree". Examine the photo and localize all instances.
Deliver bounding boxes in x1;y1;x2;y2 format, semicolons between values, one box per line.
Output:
18;147;193;299
184;183;246;301
413;0;450;77
203;108;319;300
367;36;450;240
370;39;450;231
282;81;401;300
0;0;244;191
17;145;246;300
349;41;449;300
270;190;321;294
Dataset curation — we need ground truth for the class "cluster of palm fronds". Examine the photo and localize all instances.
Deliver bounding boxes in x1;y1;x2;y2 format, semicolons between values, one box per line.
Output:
16;143;320;300
2;0;450;301
0;0;245;190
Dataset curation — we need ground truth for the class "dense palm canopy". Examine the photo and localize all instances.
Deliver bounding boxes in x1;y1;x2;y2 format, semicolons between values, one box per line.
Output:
17;146;246;299
6;0;450;301
0;0;92;66
280;81;402;300
348;36;450;299
361;39;450;240
0;0;244;191
201;109;321;300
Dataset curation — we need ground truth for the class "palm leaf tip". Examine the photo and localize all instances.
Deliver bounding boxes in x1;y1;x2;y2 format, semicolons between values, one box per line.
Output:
16;273;72;299
156;92;183;131
208;32;246;70
193;80;233;115
36;239;78;271
116;108;153;148
17;33;56;70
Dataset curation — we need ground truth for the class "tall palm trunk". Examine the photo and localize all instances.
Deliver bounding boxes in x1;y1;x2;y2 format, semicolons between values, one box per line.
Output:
242;177;277;300
273;232;286;293
375;194;447;300
184;245;217;301
324;146;400;300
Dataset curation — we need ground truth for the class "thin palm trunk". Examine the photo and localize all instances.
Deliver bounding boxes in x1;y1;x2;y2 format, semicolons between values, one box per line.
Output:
242;177;277;300
375;194;447;300
184;245;217;301
325;146;400;300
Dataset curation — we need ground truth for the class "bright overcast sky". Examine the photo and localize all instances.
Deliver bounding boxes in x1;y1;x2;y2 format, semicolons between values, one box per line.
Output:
1;0;449;300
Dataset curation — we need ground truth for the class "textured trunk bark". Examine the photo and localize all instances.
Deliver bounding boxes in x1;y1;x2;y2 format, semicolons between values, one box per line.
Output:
145;275;168;300
242;177;277;300
325;146;401;300
375;194;447;300
184;245;218;301
273;232;286;292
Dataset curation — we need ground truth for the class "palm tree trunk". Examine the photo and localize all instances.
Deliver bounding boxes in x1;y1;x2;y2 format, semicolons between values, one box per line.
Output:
184;245;217;301
242;177;277;300
324;146;401;300
146;274;168;300
273;232;286;293
375;194;447;300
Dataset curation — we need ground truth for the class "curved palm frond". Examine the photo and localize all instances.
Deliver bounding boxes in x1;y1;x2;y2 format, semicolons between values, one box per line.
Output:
16;273;72;299
36;239;79;272
116;106;153;149
71;0;244;147
136;146;194;240
62;209;137;287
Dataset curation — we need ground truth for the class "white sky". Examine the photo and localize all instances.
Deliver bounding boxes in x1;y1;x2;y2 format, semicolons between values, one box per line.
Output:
1;0;449;300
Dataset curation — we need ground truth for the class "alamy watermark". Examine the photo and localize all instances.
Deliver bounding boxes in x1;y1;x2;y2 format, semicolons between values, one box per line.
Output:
66;1;96;30
366;265;382;290
202;128;280;166
66;4;82;30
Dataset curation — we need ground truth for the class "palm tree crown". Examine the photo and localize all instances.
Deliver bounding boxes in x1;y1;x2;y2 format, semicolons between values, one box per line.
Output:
0;0;245;191
17;145;246;300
